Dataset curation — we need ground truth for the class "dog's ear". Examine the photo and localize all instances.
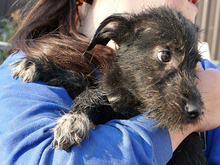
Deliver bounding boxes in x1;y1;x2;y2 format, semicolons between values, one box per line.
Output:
86;13;134;51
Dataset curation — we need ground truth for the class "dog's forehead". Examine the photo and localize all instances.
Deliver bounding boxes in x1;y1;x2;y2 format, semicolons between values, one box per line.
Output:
129;11;198;53
134;9;196;39
136;17;184;38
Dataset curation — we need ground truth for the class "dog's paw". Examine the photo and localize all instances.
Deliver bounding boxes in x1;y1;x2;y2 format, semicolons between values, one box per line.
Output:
11;57;37;82
52;113;90;150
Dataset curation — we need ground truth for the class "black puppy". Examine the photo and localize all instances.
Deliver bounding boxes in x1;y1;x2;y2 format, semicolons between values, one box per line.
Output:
12;7;206;165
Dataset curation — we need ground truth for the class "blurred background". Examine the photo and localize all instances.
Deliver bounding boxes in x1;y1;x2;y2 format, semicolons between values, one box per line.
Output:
0;0;219;65
196;0;220;66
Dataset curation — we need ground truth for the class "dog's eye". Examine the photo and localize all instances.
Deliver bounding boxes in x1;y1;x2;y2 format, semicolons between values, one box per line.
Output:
157;51;171;62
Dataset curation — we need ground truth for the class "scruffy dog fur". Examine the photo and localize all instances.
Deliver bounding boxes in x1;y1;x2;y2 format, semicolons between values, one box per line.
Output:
12;7;206;165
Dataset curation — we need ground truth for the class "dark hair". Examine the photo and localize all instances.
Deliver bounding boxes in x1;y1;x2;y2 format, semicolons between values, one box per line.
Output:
9;0;115;81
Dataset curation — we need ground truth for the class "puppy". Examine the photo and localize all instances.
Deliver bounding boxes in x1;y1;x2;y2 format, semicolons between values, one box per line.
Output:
12;7;206;165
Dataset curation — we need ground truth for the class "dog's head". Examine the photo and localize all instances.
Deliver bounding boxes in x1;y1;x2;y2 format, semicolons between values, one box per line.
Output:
87;7;203;130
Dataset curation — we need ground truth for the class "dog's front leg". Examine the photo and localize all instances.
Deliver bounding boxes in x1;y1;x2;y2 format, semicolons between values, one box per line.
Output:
52;88;113;150
11;56;89;99
52;109;91;150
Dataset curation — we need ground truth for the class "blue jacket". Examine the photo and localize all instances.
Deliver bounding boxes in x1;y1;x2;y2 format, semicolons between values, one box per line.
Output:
0;51;219;165
0;51;172;165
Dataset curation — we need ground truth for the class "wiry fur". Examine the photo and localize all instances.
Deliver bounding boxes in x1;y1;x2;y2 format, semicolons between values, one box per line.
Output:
12;7;206;164
53;112;91;147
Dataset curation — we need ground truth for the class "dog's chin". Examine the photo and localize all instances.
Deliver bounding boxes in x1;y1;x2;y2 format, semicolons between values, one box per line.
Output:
146;112;202;131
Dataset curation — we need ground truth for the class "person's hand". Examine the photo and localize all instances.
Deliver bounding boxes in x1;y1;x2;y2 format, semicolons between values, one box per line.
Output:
194;63;220;132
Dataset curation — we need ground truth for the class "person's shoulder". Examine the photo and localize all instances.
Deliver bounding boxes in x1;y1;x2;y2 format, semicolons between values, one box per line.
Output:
1;51;26;65
0;51;26;81
0;51;73;120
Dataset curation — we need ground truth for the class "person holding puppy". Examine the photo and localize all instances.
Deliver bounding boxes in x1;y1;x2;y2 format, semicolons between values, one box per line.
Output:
0;0;220;164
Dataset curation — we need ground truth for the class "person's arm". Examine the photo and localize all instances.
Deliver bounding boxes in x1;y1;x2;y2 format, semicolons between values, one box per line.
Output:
0;51;173;165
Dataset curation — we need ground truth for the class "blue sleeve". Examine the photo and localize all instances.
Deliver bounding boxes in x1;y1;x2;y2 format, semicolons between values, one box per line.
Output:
200;59;220;72
0;51;172;165
200;59;220;164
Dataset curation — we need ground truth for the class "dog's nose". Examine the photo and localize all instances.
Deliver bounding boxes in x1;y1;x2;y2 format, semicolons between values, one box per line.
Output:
185;103;201;119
